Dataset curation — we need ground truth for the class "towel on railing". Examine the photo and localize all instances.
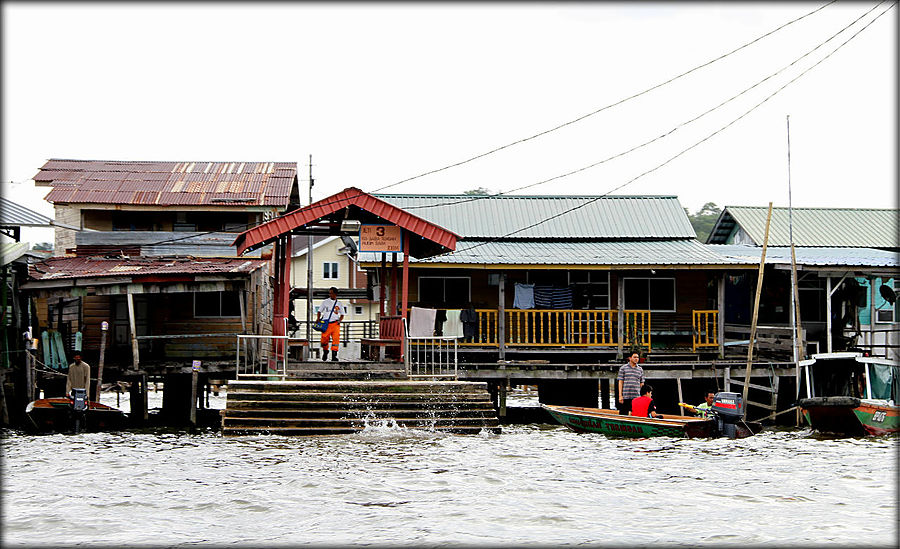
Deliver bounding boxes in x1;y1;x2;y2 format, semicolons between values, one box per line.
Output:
443;309;464;338
513;283;535;309
409;306;437;337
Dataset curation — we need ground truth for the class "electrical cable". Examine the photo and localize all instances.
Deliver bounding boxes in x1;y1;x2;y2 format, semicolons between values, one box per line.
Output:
428;1;895;259
402;0;888;211
370;0;838;194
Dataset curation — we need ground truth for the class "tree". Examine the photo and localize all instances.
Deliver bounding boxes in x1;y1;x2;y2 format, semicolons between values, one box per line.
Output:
686;202;721;242
463;187;491;196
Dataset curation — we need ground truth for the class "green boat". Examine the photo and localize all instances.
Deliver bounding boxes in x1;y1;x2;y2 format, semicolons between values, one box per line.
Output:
542;402;761;439
798;352;899;436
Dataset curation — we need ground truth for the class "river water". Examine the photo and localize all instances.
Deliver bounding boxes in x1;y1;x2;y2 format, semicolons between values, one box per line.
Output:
2;391;897;547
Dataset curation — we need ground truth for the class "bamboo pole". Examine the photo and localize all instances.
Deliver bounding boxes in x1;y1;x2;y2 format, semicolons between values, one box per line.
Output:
790;243;805;426
94;321;108;402
743;202;773;418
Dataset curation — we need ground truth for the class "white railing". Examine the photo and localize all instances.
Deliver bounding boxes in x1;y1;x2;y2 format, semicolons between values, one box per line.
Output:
403;318;458;380
235;334;288;379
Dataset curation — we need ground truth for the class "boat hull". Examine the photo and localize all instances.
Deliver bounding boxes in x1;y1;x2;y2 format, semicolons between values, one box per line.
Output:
541;405;758;438
799;396;899;436
25;398;128;434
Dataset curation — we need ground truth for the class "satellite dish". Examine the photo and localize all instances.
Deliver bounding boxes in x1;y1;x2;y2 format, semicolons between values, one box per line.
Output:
879;284;896;305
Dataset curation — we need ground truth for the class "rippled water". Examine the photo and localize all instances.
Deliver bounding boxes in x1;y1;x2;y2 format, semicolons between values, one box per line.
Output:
2;392;897;547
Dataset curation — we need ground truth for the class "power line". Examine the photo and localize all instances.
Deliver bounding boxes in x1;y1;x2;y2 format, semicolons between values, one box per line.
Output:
432;1;896;259
370;0;838;194
404;0;887;212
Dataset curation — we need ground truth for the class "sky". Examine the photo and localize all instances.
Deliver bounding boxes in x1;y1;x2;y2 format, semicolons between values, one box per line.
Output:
2;2;896;246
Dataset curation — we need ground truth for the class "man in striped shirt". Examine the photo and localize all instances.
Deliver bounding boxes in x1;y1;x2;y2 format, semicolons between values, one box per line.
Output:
617;352;644;416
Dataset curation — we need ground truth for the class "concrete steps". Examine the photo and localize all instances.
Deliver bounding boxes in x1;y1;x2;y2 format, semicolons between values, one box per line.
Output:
223;380;501;436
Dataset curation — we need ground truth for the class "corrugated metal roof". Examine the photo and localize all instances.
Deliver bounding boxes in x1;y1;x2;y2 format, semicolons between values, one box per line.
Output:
711;245;900;268
1;242;31;265
708;206;899;247
0;196;53;226
234;187;458;259
373;194;696;240
75;231;263;258
28;256;267;281
34;159;297;208
360;239;750;266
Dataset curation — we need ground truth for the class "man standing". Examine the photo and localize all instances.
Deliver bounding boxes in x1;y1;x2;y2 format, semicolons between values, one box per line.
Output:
316;287;345;362
66;352;91;397
617;352;644;416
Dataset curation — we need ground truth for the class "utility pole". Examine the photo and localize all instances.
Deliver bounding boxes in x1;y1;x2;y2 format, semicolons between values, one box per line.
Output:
306;155;314;353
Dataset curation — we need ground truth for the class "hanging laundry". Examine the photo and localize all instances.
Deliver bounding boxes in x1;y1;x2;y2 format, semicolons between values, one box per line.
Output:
409;306;437;337
459;306;479;341
513;283;535;309
444;309;464;338
534;286;574;309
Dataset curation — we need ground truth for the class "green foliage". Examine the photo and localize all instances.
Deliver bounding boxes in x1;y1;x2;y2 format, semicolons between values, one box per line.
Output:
463;187;491;196
686;202;721;242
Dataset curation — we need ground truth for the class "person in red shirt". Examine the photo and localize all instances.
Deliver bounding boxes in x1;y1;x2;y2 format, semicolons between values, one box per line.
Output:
631;384;664;419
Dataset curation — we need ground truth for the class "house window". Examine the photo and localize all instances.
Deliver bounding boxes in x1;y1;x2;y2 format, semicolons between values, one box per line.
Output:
354;306;363;315
623;278;675;312
194;291;242;318
418;276;471;306
323;262;339;279
568;271;610;309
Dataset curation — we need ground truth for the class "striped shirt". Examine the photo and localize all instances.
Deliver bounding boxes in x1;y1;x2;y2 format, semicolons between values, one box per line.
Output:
617;363;645;399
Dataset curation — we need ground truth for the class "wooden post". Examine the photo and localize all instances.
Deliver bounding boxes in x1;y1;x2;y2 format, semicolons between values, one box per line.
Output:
498;381;507;417
676;377;685;416
498;273;506;360
126;293;140;370
391;252;398;316
825;276;833;353
616;274;624;360
869;276;876;355
401;234;409;359
94;321;108;402
743;202;773;418
25;347;34;403
789;243;804;426
717;274;726;358
189;364;199;427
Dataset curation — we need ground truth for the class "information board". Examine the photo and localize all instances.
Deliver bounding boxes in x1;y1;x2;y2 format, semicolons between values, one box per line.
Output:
359;224;403;252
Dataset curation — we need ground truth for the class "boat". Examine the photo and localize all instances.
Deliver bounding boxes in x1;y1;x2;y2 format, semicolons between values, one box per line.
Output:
25;392;128;434
542;391;762;439
797;352;899;436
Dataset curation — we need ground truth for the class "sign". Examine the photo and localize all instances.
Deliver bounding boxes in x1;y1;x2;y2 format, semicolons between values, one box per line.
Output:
359;224;402;252
192;360;202;371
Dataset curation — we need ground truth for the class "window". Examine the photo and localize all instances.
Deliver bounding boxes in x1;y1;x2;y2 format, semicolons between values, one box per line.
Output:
194;291;242;317
623;278;675;312
418;276;471;306
568;271;610;309
323;262;339;279
354;306;363;315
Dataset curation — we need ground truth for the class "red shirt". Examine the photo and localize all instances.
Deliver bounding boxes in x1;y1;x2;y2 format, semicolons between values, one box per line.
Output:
631;395;653;418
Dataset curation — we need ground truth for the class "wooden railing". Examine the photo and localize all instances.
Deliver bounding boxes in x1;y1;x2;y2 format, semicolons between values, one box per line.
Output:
692;310;719;351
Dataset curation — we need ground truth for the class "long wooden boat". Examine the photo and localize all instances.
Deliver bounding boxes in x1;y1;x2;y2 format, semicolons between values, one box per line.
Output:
541;404;761;439
25;397;128;434
797;353;899;436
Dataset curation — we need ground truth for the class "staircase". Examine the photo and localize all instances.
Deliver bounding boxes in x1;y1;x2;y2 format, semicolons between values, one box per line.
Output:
222;380;501;436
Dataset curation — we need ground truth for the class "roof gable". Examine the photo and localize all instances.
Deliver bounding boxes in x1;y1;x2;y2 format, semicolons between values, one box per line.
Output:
372;194;696;240
34;159;298;209
708;206;899;247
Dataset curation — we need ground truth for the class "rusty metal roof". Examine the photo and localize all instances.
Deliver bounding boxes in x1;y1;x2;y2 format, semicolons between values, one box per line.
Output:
28;256;267;281
34;159;297;208
233;187;458;259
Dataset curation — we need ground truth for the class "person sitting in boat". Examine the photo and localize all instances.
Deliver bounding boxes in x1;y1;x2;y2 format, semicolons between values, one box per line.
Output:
631;384;663;419
694;391;716;417
65;352;91;399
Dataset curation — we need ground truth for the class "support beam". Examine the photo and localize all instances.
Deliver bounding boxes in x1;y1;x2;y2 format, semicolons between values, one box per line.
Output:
126;293;140;370
616;275;624;360
825;276;833;353
717;274;726;358
401;235;409;358
498;273;506;361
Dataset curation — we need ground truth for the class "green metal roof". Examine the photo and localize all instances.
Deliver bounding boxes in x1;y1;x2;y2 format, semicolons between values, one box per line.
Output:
373;194;696;240
360;239;748;267
707;206;899;248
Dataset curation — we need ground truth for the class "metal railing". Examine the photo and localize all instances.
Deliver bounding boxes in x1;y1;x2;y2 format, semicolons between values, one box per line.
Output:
403;318;458;379
235;334;288;379
290;319;378;341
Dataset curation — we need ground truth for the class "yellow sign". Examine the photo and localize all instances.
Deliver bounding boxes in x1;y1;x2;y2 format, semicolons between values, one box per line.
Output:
359;224;402;252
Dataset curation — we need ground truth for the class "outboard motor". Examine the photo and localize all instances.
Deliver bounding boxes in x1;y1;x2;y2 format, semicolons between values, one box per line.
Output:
70;388;88;434
710;392;745;439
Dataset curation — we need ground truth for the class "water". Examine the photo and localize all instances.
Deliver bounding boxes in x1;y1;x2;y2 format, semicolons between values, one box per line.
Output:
2;391;897;547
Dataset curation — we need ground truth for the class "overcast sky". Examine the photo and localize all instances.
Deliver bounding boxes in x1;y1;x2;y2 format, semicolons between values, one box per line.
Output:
2;2;896;245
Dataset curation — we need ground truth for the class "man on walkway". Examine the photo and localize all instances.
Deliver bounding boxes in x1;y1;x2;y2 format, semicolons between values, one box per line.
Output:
316;287;345;362
66;352;91;398
617;352;644;416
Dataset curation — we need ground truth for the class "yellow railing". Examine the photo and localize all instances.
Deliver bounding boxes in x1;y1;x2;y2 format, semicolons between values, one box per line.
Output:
623;310;651;351
692;310;719;351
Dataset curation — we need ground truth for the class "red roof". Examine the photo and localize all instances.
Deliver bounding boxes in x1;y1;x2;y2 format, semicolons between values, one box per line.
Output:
34;159;297;208
233;187;458;259
28;256;267;281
